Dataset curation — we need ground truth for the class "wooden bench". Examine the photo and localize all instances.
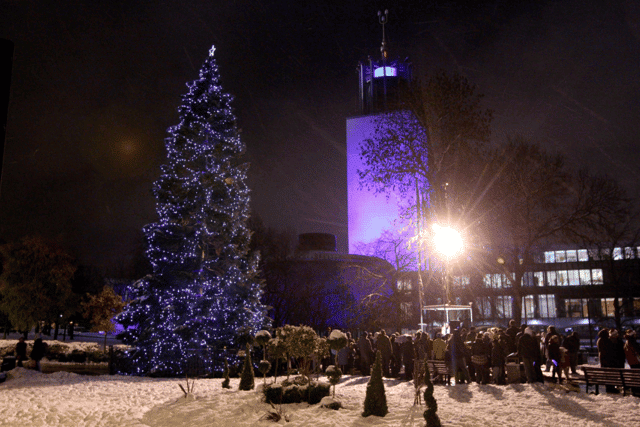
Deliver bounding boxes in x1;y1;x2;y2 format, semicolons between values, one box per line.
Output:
426;359;453;385
580;365;640;396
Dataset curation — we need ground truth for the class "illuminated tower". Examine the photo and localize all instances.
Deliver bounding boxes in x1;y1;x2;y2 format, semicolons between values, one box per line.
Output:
347;10;414;254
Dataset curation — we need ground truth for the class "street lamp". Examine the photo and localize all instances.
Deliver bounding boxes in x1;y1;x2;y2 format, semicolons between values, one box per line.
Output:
432;223;463;307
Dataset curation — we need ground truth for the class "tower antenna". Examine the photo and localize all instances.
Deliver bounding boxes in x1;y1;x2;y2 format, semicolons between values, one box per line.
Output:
378;10;389;59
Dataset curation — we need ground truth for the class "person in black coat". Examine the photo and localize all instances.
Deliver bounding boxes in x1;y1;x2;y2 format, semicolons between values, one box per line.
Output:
30;338;47;372
597;329;619;393
15;337;27;368
562;332;580;375
547;335;563;383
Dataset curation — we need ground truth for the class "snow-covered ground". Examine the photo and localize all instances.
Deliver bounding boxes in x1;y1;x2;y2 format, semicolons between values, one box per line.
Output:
1;366;640;427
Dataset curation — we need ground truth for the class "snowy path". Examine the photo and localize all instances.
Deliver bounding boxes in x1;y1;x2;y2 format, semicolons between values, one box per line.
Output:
1;368;639;426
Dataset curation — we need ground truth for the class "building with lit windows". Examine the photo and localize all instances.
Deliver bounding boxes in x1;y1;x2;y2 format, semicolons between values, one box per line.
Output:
344;17;640;340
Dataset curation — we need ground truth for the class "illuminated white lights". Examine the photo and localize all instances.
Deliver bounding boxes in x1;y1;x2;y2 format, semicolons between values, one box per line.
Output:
432;224;463;258
373;66;397;78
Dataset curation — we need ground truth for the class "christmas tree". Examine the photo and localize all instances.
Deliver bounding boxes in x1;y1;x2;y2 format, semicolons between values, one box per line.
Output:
117;46;266;376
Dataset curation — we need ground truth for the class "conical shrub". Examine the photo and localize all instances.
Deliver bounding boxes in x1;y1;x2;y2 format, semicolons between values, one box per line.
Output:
362;350;388;417
238;346;255;391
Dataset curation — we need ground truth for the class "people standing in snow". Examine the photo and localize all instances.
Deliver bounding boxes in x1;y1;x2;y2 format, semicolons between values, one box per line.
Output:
609;329;626;368
30;337;47;372
358;332;373;375
376;329;392;377
15;337;27;368
562;331;580;375
518;327;540;383
447;329;471;384
548;335;563;383
471;333;491;384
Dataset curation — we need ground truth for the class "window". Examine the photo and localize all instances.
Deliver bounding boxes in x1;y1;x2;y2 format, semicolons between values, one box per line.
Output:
568;270;580;286
475;297;491;319
397;278;412;291
556;270;568;286
400;302;412;317
522;295;535;320
625;247;636;259
566;250;578;262
613;247;623;260
534;271;545;286
495;296;512;319
555;251;567;262
601;298;616;317
374;66;397;78
538;294;557;318
564;299;587;318
578;250;588;261
579;269;592;285
547;271;557;286
591;269;603;285
544;251;555;263
453;276;470;288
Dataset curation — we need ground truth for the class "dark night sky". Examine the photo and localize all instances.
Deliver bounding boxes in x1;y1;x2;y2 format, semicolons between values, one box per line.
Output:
1;1;639;273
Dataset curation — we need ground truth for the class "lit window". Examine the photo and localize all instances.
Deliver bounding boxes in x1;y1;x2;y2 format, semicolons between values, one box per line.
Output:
496;296;512;318
522;295;535;320
591;269;603;285
397;278;412;291
568;270;580;286
555;251;567;262
534;271;544;286
625;247;636;259
374;66;397;78
578;250;588;261
556;270;569;286
601;298;616;317
579;269;591;285
538;294;557;318
545;251;555;263
613;247;623;260
566;250;577;262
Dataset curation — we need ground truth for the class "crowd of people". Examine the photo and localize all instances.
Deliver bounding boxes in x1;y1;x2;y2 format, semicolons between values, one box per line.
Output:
328;321;640;390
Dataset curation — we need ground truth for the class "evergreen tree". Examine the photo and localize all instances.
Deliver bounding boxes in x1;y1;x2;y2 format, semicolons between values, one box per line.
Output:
362;350;388;417
239;345;255;390
117;46;266;376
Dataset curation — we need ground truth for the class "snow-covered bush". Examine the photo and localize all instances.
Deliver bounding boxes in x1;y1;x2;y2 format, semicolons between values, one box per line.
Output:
327;329;348;365
325;365;342;397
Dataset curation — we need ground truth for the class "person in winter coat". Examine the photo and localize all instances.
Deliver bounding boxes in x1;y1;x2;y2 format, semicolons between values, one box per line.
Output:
432;333;447;360
376;329;392;377
597;329;618;393
562;331;580;375
471;333;491;384
624;330;640;396
491;333;507;384
447;329;471;384
518;327;540;383
548;335;563;383
30;338;47;372
390;334;402;377
358;333;373;375
609;329;626;368
15;337;27;368
624;330;640;368
544;326;559;372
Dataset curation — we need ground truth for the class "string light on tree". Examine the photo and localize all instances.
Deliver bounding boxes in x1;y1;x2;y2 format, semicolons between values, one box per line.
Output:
117;46;267;376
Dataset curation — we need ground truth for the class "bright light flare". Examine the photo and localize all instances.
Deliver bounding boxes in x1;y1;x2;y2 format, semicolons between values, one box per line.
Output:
432;224;463;258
